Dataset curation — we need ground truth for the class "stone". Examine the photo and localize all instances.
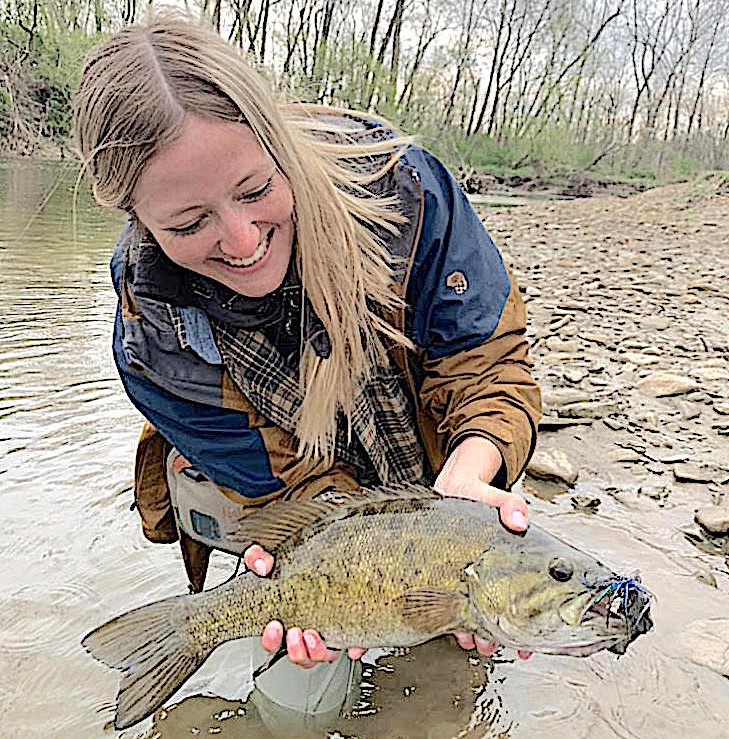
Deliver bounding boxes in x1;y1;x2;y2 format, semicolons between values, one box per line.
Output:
677;401;701;420
526;449;579;485
580;332;611;346
608;449;643;464
714;402;729;415
674;464;715;484
692;366;729;382
544;336;580;353
622;352;660;366
694;502;729;535
558;400;619;419
563;367;587;383
636;372;699;397
542;388;590;410
681;619;729;676
640;316;671;331
571;494;601;511
539;416;593;430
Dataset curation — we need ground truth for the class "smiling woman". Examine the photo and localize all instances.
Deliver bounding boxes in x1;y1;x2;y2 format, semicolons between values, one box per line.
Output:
133;116;295;297
71;10;542;730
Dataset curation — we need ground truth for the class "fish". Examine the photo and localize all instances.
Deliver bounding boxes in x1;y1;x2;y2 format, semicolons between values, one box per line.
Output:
82;484;653;729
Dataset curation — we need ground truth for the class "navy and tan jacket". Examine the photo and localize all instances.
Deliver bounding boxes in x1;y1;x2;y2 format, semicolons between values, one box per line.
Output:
111;143;542;543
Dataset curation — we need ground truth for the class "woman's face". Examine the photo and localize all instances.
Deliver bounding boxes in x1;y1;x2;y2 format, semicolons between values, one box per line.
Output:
133;114;295;298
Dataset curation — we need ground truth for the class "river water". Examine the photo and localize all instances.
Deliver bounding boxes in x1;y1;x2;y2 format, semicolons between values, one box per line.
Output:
1;160;727;739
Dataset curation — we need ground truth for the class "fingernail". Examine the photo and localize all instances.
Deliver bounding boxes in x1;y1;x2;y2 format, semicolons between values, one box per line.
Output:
511;511;528;530
304;633;316;649
254;559;267;575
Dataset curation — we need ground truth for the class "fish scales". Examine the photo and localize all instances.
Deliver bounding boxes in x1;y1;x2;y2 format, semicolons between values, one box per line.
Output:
190;497;495;650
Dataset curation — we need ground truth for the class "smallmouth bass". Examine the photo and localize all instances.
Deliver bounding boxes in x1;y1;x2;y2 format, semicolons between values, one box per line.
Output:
83;485;653;729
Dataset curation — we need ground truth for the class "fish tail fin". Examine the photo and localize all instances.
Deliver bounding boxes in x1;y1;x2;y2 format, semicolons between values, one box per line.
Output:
82;595;210;729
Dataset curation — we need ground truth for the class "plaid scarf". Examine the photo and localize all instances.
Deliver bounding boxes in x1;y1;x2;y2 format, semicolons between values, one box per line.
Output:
210;318;426;486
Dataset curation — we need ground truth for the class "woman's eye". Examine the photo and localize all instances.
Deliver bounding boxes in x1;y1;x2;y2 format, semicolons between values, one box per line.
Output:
169;216;206;236
236;178;273;202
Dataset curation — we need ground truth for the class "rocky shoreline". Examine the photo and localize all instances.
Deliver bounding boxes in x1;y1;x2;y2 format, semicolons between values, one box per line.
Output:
481;176;729;565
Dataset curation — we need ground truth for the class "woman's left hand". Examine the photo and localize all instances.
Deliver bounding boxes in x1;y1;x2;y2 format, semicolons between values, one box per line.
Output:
434;435;532;660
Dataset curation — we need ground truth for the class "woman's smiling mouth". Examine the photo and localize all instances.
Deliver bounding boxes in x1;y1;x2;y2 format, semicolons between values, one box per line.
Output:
214;227;274;269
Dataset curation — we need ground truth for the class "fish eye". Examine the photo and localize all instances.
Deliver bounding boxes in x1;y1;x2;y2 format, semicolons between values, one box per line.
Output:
548;558;574;582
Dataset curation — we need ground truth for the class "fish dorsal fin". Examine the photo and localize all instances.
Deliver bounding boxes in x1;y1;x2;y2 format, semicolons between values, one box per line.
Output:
223;483;442;555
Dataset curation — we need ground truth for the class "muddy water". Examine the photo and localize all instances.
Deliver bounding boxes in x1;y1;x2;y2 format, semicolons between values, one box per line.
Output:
0;161;727;739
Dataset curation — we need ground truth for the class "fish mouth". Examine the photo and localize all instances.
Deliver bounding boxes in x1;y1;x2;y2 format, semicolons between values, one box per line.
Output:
503;576;654;657
574;575;654;654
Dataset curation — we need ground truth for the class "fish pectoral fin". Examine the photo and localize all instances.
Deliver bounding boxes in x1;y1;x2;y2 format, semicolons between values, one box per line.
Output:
394;588;469;634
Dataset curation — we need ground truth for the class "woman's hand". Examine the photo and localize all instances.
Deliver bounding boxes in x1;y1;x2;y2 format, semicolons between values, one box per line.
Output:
434;435;532;660
243;544;367;668
434;436;528;532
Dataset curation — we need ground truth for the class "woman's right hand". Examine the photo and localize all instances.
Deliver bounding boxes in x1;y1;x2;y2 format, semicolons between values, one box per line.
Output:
242;544;367;668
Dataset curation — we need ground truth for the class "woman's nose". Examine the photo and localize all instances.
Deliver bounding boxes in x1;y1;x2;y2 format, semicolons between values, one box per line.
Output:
218;210;260;258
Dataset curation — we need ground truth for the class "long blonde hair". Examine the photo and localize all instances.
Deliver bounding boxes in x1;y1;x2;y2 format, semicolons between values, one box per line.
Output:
72;13;413;460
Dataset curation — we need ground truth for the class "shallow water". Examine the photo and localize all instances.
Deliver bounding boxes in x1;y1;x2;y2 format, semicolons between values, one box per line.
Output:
0;160;727;739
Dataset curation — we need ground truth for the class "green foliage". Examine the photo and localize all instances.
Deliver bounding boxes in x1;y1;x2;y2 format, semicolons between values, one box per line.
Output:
2;4;725;190
0;13;104;153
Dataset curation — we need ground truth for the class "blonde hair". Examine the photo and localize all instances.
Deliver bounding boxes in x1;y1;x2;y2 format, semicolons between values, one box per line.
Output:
72;13;412;460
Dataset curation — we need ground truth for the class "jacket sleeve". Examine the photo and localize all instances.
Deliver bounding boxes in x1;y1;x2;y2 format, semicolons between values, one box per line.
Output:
403;147;542;487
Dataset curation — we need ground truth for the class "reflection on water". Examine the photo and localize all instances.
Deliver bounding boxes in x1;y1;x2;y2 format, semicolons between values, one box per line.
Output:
1;160;728;739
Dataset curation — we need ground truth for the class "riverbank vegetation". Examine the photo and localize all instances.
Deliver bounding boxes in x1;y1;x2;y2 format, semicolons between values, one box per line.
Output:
2;0;728;187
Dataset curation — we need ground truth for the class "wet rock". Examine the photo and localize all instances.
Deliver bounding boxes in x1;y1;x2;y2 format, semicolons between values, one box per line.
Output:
677;400;702;420
673;464;715;484
580;332;611;346
640;316;671;331
681;619;729;677
526;449;578;485
622;352;659;366
544;336;580;353
562;367;587;383
644;449;689;464
539;416;593;429
639;483;670;501
691;365;729;382
542;388;590;411
636;372;699;397
694;502;729;535
558;400;619;419
570;494;601;511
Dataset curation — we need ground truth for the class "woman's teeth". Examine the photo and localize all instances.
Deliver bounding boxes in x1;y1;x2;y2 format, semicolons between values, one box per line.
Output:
219;231;271;267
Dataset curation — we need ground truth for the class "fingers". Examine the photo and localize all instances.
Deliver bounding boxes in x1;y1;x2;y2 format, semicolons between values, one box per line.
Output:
454;632;529;660
244;544;274;576
300;629;341;664
497;491;529;533
172;454;192;474
286;628;340;668
261;622;343;668
262;620;284;652
468;484;529;533
454;632;476;650
474;635;499;657
348;647;368;660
